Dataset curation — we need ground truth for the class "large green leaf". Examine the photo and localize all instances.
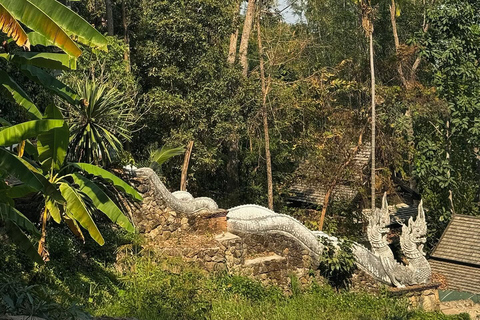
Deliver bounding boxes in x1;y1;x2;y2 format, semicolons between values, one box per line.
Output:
37;105;69;171
1;52;77;70
70;163;143;201
150;145;185;167
0;203;40;237
0;119;64;147
0;4;30;49
0;148;64;202
45;198;61;223
0;0;81;57
0;70;41;119
3;184;37;198
20;65;80;105
26;31;53;47
71;173;135;233
32;0;108;52
59;182;104;245
5;221;44;264
63;212;84;242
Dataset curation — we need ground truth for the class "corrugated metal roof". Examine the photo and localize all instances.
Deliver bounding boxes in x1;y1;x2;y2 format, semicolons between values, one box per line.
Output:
431;214;480;266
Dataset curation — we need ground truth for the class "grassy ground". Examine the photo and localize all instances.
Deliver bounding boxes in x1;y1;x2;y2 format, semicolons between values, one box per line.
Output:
0;225;472;320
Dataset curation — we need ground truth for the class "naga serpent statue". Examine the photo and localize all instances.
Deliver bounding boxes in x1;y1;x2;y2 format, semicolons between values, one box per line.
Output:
226;194;431;287
352;194;431;287
132;167;430;287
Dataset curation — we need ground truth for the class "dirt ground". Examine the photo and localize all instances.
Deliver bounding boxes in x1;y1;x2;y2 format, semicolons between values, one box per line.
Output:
440;300;480;319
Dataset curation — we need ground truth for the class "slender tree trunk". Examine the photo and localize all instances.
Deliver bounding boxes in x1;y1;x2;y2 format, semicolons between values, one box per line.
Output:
105;0;114;36
38;207;48;261
227;0;242;65
446;120;454;215
122;0;131;71
239;0;256;76
389;0;408;88
180;141;194;191
390;0;419;191
256;16;274;210
319;131;364;230
369;32;376;212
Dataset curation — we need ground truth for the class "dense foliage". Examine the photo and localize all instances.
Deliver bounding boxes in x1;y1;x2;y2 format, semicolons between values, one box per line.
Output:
0;230;470;320
2;0;480;318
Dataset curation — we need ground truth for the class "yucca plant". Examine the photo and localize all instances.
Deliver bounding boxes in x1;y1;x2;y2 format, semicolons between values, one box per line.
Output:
65;80;134;167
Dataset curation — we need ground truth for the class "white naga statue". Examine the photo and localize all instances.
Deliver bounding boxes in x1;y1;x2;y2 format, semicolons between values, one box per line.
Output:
133;167;431;287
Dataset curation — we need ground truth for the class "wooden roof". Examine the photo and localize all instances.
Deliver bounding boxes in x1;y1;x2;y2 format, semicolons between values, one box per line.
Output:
430;214;480;294
363;204;418;226
430;260;480;294
288;142;370;206
431;214;480;266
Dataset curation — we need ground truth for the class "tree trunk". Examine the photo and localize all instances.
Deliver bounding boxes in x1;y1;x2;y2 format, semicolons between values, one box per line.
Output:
105;0;114;36
389;0;418;191
227;0;241;64
446;120;454;215
122;0;131;71
180;141;194;191
318;131;364;230
369;32;376;212
239;0;256;76
256;15;274;210
389;0;408;88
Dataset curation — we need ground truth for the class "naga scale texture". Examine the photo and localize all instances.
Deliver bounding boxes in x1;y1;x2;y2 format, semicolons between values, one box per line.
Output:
132;168;431;287
134;167;218;214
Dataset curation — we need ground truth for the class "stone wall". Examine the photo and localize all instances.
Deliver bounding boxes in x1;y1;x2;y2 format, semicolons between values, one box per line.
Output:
121;171;440;303
122;173;318;289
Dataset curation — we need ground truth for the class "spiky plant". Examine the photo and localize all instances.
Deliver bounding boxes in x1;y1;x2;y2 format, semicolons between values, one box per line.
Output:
65;80;134;166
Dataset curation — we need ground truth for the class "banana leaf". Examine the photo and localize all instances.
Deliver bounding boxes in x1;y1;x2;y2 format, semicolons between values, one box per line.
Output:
20;65;80;105
59;182;104;245
71;173;135;233
0;148;64;202
0;119;64;146
0;4;29;49
0;70;42;120
0;0;81;57
32;0;108;52
37;105;69;172
69;163;142;201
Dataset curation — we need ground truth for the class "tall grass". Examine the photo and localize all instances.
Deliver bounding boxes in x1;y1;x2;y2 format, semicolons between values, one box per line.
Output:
0;225;471;320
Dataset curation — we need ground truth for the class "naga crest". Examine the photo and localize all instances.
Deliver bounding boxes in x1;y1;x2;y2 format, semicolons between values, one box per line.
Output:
401;201;427;254
368;193;391;237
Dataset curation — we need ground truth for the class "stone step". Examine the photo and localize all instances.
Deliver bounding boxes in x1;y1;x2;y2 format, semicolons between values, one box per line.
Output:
242;254;288;283
244;254;285;267
215;232;242;243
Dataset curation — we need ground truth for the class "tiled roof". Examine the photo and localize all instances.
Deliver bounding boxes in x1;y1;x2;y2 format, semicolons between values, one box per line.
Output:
288;142;370;206
430;214;480;294
431;214;480;266
362;203;418;226
430;260;480;294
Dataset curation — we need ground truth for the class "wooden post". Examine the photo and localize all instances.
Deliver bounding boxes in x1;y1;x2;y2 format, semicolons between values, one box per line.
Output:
180;141;194;191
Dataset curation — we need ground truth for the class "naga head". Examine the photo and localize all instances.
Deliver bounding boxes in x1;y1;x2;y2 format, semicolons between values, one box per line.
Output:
401;201;427;253
368;192;391;238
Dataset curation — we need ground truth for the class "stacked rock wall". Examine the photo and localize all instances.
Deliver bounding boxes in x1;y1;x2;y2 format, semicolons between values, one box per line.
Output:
122;172;318;288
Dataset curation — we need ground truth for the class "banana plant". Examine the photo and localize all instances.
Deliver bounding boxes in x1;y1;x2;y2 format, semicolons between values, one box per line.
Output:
0;105;141;262
0;0;125;262
0;118;67;263
36;105;140;259
0;0;108;119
